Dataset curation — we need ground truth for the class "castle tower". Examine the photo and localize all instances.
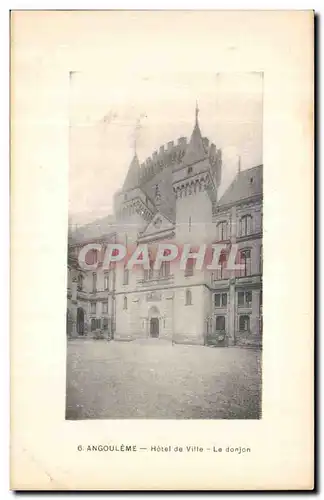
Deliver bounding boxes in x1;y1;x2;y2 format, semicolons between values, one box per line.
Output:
173;104;219;245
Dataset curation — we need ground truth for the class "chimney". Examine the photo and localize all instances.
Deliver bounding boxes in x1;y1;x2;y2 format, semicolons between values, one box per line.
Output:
202;137;209;151
167;141;174;151
209;143;216;158
159;145;165;155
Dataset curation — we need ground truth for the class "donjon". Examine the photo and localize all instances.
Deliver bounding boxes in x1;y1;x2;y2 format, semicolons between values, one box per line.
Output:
67;106;263;347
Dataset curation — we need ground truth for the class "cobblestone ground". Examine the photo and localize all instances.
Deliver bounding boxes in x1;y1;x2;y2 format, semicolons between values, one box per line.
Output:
66;339;262;419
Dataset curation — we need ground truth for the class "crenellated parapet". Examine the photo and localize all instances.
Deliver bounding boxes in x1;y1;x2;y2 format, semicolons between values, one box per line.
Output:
138;137;188;184
136;136;222;187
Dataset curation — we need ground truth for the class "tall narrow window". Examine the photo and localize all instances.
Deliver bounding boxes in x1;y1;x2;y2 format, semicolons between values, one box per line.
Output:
185;289;192;305
216;315;225;331
104;272;109;291
90;302;96;314
123;268;129;285
91;318;96;331
92;272;97;292
219;251;227;279
77;274;83;291
185;258;194;277
188;216;192;233
259;245;263;274
240;215;253;236
217;221;227;241
161;261;170;277
239;315;250;332
240;249;252;276
123;296;128;310
102;301;108;314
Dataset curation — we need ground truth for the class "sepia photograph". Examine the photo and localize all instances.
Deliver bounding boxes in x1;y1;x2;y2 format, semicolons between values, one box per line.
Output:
66;71;263;420
10;9;313;490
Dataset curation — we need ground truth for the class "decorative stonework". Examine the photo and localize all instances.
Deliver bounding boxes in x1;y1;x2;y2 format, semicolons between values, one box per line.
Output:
173;172;215;200
118;197;154;222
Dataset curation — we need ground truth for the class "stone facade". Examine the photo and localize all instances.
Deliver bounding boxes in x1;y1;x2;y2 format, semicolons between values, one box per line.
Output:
67;110;263;347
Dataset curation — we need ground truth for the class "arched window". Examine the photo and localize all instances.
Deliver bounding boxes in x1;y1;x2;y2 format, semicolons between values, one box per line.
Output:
240;215;253;236
239;315;250;332
185;289;192;306
216;315;225;331
123;296;128;310
217;220;227;241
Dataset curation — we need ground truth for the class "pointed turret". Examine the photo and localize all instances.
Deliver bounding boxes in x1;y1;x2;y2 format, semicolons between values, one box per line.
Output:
122;153;140;191
182;102;207;166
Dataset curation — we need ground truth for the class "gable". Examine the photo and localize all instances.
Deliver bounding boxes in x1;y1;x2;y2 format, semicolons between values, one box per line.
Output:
140;212;175;237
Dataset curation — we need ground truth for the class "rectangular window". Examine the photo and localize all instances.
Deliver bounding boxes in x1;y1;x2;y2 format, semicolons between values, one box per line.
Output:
103;317;109;330
238;291;252;308
221;293;227;306
240;249;252;276
217;221;227;241
92;272;97;292
104;272;109;291
240;215;253;236
238;291;245;307
185;258;194;277
214;293;227;307
216;315;226;331
161;261;170;277
90;302;96;314
123;268;129;285
77;274;83;291
102;301;108;314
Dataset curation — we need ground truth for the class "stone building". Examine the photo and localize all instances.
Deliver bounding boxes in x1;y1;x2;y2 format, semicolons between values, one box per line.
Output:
67;108;263;347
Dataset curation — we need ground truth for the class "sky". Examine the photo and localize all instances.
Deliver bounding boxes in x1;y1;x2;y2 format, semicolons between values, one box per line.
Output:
69;71;263;226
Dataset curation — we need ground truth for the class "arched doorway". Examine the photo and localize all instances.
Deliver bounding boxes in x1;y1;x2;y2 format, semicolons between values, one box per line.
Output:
77;307;85;335
148;306;160;338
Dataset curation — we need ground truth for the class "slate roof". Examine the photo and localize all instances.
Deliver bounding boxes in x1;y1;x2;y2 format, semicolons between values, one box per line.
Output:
182;119;207;166
217;165;263;207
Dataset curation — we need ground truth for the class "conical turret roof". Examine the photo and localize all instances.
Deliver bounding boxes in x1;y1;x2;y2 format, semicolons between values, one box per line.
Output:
122;153;140;191
182;103;207;166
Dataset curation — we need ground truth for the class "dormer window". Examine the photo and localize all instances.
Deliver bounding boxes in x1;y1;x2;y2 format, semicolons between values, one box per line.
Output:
188;166;193;174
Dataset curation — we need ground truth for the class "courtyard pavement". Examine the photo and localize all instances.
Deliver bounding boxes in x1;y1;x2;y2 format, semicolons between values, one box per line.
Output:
65;339;262;419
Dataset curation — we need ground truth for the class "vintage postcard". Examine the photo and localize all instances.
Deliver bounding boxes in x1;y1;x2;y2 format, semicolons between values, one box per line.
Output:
11;10;314;490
